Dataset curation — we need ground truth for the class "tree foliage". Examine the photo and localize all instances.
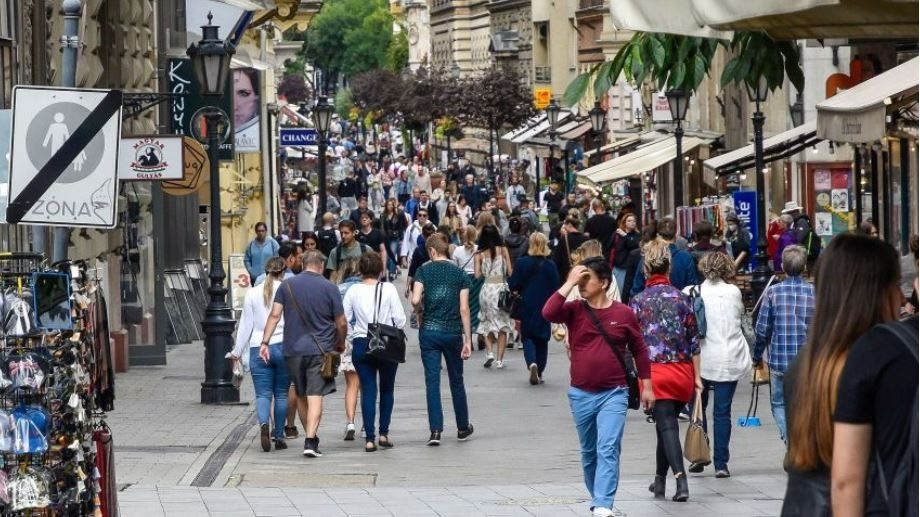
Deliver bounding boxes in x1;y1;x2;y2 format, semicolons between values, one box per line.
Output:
278;74;311;104
350;69;403;120
461;66;536;131
302;0;394;87
564;31;803;106
386;26;410;73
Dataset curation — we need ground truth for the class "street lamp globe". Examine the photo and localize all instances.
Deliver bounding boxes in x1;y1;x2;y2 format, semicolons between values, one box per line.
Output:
545;99;561;129
665;89;689;122
589;100;606;132
187;13;235;97
746;76;770;104
312;97;334;134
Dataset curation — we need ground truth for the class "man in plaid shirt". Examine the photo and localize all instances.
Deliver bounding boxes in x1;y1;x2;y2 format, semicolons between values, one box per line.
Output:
753;245;815;443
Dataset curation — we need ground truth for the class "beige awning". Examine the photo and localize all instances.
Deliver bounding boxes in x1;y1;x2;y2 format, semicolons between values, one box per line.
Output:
816;57;919;144
704;120;820;175
501;114;545;142
560;120;593;140
610;0;918;39
579;136;706;186
509;113;574;145
583;135;642;158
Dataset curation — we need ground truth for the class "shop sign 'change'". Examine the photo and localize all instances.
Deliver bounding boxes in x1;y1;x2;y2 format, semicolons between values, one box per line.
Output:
118;135;185;181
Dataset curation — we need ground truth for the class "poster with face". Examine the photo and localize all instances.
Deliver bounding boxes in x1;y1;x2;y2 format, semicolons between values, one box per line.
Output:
233;68;261;153
831;188;849;212
815;212;833;236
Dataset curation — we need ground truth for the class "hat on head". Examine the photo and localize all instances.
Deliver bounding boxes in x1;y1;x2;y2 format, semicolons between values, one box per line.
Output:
781;201;804;214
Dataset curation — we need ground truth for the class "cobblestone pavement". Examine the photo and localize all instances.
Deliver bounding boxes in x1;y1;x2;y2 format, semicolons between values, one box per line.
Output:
108;278;788;516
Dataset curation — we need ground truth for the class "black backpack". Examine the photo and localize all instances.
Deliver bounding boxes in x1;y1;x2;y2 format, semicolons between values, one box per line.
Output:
317;228;338;257
874;317;918;517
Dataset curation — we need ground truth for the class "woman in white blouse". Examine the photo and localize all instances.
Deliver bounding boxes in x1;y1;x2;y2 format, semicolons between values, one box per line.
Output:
231;257;290;452
342;251;407;452
681;252;751;478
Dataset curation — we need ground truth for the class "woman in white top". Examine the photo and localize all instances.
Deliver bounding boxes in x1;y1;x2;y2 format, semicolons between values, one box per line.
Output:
343;251;407;452
297;187;315;234
681;251;751;478
231;257;290;452
452;226;482;339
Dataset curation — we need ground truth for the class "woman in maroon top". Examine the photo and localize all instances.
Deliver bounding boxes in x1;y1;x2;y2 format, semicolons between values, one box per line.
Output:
543;257;653;517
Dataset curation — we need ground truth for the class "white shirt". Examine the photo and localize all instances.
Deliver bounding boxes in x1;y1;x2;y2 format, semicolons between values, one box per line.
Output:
342;282;407;340
232;280;285;358
457;204;472;222
452;245;478;274
401;221;423;258
682;279;752;382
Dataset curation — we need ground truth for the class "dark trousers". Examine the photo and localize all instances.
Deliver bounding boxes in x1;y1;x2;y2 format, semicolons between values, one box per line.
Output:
699;380;738;470
522;335;548;375
419;329;470;432
352;337;399;442
653;400;686;477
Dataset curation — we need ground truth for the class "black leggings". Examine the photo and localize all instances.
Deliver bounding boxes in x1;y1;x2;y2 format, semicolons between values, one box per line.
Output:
654;400;686;477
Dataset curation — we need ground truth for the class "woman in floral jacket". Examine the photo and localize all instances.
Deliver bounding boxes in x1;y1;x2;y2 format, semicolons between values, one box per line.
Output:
629;240;701;503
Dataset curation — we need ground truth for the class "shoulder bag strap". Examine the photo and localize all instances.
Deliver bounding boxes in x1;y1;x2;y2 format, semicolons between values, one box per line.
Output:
372;282;381;325
581;300;629;373
285;282;323;355
565;234;573;266
752;275;777;314
461;249;477;270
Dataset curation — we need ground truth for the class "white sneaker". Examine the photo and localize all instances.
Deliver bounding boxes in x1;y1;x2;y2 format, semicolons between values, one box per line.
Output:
495;360;504;369
344;423;356;441
591;507;615;517
484;353;495;368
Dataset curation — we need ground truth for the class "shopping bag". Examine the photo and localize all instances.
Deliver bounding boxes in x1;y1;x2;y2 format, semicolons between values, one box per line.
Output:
683;392;711;465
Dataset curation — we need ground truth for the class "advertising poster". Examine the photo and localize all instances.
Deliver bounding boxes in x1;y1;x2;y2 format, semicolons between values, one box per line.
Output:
731;190;759;264
813;168;853;244
168;58;234;160
233;68;261;153
228;254;250;312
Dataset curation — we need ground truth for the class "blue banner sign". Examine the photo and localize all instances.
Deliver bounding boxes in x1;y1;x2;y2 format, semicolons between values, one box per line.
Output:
280;128;318;146
732;190;759;267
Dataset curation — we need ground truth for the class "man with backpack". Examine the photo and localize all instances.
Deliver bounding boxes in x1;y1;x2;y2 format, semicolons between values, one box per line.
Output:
324;220;371;278
315;213;340;262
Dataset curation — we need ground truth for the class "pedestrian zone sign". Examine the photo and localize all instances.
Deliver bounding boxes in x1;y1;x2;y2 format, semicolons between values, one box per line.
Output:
7;86;123;228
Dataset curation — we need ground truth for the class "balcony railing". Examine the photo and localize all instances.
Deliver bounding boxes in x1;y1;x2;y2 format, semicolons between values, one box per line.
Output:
578;0;606;9
534;66;551;83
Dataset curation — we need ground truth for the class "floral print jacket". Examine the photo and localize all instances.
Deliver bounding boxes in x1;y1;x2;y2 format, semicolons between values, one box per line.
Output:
629;275;700;364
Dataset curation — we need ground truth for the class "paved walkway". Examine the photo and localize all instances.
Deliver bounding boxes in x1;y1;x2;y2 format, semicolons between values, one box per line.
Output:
108;279;789;516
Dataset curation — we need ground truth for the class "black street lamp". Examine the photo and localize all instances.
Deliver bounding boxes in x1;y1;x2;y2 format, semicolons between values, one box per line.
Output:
310;97;334;218
588;100;607;166
747;76;772;303
666;90;689;209
187;13;238;404
545;99;561;192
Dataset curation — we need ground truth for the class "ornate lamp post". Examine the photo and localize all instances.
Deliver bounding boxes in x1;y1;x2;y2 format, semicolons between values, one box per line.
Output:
588;100;607;166
187;13;238;404
545;98;561;193
666;90;689;209
310;97;334;218
747;76;772;303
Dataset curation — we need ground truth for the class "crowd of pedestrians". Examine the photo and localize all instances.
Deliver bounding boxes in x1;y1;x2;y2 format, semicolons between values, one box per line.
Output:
234;141;917;517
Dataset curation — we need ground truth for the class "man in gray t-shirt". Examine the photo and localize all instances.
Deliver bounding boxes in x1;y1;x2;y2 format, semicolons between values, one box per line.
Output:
261;250;346;458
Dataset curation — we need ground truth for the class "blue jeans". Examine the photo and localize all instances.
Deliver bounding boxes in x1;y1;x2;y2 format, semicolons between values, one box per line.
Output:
699;380;738;470
249;344;289;440
352;337;399;441
613;267;627;297
568;386;629;510
386;236;399;274
419;329;470;432
770;371;787;443
522;335;548;376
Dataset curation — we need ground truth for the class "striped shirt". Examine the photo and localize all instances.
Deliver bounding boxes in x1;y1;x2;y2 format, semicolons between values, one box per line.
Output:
753;276;815;373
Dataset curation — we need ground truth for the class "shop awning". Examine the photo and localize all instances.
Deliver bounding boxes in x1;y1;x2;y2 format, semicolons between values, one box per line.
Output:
579;136;707;186
704;120;820;176
816;57;919;144
609;0;918;39
508;113;574;144
280;105;312;127
560;119;593;140
501;114;545;142
584;135;642;158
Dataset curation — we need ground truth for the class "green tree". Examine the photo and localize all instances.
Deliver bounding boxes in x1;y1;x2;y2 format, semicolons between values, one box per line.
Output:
386;26;410;73
334;88;354;119
341;7;394;78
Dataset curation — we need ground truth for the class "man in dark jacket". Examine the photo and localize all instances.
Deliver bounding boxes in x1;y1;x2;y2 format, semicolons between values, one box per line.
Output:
630;217;700;297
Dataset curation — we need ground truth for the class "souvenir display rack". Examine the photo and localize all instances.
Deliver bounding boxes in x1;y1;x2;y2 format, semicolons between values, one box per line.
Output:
0;253;117;516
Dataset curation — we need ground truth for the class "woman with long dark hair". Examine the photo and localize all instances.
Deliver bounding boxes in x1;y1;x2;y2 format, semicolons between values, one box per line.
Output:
381;198;408;279
475;224;515;369
783;234;911;517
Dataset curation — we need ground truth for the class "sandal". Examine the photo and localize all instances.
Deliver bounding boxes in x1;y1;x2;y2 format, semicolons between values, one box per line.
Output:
365;441;377;452
378;436;394;449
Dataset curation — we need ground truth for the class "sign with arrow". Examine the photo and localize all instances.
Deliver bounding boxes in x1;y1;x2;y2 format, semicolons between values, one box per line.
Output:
7;86;123;228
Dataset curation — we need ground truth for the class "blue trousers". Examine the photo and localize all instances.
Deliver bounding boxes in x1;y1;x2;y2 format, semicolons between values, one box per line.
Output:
386;237;399;274
770;371;787;443
699;380;738;470
352;337;399;442
522;335;548;375
249;344;289;440
419;329;470;432
568;386;628;510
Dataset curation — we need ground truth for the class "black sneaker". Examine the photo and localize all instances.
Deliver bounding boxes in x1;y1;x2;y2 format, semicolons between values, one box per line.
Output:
303;437;323;457
260;423;271;452
427;431;441;446
688;461;709;473
458;424;474;441
274;439;288;451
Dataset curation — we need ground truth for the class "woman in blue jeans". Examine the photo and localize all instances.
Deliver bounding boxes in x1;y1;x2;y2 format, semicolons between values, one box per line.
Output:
543;258;653;517
507;232;559;385
342;252;407;451
231;257;290;452
411;233;474;446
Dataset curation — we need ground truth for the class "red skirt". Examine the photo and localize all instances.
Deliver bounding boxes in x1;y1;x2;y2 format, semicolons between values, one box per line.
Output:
648;362;694;403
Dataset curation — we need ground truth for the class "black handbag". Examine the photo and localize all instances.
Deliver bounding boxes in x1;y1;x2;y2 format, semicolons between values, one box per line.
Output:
495;251;521;318
582;301;641;410
781;469;830;517
366;283;407;364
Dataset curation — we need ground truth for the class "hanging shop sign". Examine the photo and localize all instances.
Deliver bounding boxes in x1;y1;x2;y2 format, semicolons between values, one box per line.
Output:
534;88;551;109
732;190;759;262
118;135;185;181
162;137;208;196
233;67;262;153
279;127;318;146
7;86;122;228
168;58;234;160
